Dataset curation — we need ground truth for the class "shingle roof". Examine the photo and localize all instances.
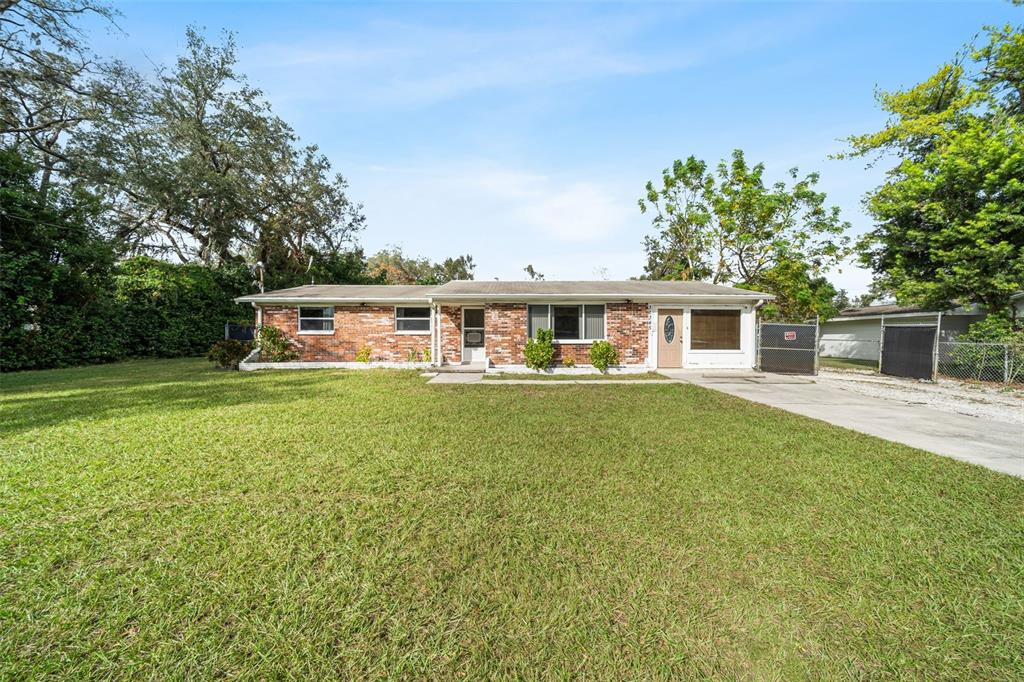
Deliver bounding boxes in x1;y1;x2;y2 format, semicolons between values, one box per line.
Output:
235;285;437;304
235;280;773;304
431;280;771;298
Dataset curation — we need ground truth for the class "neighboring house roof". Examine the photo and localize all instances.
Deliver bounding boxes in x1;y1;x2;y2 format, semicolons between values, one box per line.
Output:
828;302;984;322
235;280;773;305
835;303;931;318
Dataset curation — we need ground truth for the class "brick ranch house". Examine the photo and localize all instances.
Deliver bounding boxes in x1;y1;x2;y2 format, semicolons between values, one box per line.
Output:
235;280;773;371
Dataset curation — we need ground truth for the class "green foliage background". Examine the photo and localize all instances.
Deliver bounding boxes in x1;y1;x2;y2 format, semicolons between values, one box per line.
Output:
2;149;255;371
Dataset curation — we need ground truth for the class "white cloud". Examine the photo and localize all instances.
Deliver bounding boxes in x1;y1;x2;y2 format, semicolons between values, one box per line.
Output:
519;183;631;243
240;5;829;110
350;161;646;279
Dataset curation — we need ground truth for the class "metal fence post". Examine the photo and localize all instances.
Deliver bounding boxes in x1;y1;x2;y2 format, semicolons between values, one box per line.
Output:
224;323;229;340
878;318;885;373
813;315;820;376
1005;344;1010;384
756;319;762;371
931;313;941;381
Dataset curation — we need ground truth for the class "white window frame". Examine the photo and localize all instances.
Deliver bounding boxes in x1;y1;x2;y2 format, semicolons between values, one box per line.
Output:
687;308;743;353
297;306;334;335
395;306;432;335
527;303;607;344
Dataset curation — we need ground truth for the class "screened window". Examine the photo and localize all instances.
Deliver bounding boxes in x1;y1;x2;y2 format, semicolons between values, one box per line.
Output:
690;310;741;350
298;306;334;333
527;304;604;341
396;307;430;333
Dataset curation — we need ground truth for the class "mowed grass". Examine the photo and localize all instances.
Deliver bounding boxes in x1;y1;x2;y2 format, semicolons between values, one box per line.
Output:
2;360;1023;679
820;356;880;372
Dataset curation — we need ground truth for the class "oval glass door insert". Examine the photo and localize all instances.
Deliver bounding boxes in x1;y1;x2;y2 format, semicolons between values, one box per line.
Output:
664;316;675;344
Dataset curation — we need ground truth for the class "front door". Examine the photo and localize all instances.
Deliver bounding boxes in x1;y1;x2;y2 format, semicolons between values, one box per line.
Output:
657;308;683;368
462;308;485;363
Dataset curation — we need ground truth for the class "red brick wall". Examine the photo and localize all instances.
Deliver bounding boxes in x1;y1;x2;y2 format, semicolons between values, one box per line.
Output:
485;303;528;365
260;305;430;362
258;301;650;366
484;301;649;367
606;302;650;366
439;305;462;364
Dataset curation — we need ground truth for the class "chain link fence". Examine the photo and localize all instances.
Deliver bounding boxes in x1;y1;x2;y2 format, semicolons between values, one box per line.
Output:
937;341;1023;384
821;339;1023;385
757;321;818;374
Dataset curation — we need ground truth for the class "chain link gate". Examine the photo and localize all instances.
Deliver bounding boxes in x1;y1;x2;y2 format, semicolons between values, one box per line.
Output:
757;321;818;375
880;324;937;380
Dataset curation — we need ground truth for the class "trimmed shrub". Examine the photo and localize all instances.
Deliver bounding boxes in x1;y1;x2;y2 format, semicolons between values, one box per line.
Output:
257;326;299;362
524;328;555;371
562;357;576;368
355;346;372;363
589;340;619;373
207;339;251;369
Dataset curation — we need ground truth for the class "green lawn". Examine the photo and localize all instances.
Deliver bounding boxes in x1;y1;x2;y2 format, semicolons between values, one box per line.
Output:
820;356;880;372
481;371;669;381
2;359;1022;679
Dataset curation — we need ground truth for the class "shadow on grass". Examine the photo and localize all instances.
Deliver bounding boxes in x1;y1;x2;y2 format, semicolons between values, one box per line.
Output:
0;359;334;437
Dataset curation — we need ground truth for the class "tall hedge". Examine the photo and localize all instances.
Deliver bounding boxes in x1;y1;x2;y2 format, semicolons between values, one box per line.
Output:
114;257;250;359
1;148;124;371
2;147;256;371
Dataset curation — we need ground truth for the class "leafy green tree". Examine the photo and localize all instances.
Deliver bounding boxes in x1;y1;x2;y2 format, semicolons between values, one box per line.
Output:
743;259;841;322
638;150;850;284
434;254;475;283
0;146;121;370
367;246;475;284
0;0;135;200
76;27;364;270
263;248;378;290
523;264;544;280
842;20;1024;315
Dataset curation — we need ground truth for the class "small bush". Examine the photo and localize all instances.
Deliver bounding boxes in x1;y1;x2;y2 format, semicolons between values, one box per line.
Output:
355;346;372;363
524;329;555;371
589;340;619;373
562;357;576;368
257;326;299;362
207;339;252;369
423;346;431;363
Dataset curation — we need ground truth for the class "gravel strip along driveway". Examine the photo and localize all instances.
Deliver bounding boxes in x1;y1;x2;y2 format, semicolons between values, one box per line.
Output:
818;370;1023;426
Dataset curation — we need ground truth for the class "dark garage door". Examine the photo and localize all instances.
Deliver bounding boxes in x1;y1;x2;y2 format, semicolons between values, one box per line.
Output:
881;325;936;380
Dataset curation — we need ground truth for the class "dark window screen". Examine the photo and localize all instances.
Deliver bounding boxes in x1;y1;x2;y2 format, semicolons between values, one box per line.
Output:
691;310;740;350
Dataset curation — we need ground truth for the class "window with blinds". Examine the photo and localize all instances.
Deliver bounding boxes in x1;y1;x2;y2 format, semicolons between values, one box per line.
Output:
527;304;605;341
690;310;741;350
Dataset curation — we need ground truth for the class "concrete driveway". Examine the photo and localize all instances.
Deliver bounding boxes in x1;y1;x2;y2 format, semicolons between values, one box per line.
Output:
660;370;1024;478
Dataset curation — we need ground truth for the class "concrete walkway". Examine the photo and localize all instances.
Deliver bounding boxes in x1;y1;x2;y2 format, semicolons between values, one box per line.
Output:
425;373;676;386
660;370;1024;478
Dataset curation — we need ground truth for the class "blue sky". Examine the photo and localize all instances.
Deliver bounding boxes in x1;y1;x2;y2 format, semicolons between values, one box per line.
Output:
90;1;1019;294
